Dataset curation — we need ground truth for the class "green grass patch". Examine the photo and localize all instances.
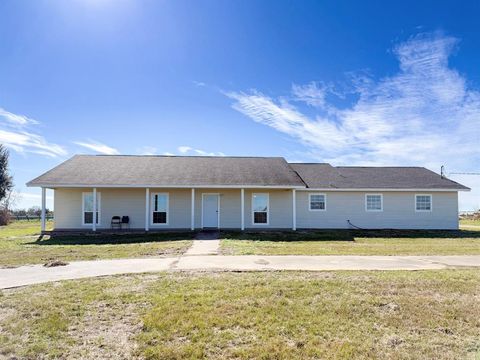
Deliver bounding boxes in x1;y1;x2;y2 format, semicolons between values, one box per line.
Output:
0;220;193;267
1;271;479;359
460;219;480;226
220;229;480;255
0;219;53;238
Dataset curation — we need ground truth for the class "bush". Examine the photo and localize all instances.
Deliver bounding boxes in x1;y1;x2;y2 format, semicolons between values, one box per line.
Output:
0;208;11;226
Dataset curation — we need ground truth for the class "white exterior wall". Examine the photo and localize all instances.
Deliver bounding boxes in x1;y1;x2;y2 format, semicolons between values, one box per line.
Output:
53;188;459;230
296;191;459;230
194;189;242;229
244;189;293;229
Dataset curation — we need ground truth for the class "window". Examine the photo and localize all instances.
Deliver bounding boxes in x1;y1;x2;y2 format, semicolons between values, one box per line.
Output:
252;193;269;224
82;192;101;225
415;194;432;212
309;193;326;211
365;194;383;211
152;193;168;224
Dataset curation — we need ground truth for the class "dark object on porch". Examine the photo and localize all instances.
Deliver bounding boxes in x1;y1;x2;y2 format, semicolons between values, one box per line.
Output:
111;216;121;229
121;216;130;230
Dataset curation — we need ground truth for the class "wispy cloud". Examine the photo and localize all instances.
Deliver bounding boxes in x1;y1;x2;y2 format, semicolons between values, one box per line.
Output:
291;82;330;108
74;140;119;155
178;146;192;154
178;145;225;156
226;32;480;170
0;130;67;158
0;108;66;157
0;108;39;127
192;80;207;87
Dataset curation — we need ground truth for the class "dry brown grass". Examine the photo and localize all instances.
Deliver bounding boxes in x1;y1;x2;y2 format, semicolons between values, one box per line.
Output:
1;270;479;359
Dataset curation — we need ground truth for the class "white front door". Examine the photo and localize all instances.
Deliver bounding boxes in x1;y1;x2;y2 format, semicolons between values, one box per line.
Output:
202;194;219;228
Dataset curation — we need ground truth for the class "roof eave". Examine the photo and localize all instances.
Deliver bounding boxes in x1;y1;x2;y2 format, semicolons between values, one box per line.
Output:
26;183;307;189
297;187;470;192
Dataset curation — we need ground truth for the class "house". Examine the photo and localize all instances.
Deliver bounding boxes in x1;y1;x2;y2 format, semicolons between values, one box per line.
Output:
27;155;470;232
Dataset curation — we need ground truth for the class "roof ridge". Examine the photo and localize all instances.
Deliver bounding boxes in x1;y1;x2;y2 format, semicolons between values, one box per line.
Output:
79;154;286;159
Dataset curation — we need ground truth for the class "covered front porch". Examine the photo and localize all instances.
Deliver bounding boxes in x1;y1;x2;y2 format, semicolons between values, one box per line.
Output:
40;187;298;233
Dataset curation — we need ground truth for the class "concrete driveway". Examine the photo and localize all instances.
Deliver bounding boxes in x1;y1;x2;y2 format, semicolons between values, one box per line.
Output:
1;255;479;289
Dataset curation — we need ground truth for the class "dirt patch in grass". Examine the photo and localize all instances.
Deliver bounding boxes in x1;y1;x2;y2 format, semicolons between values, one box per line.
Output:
0;274;155;359
44;260;69;267
65;301;144;359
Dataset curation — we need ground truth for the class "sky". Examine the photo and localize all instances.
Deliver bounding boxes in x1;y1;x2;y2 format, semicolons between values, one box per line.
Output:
0;0;479;211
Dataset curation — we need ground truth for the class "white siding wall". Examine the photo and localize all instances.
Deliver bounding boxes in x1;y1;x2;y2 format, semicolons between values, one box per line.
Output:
194;189;242;229
149;188;191;229
244;189;293;229
53;188;459;230
296;191;459;229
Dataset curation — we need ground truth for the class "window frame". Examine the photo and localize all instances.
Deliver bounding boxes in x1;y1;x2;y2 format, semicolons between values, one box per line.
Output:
365;193;383;212
151;192;169;225
82;191;101;226
308;193;327;211
415;194;432;212
252;193;269;225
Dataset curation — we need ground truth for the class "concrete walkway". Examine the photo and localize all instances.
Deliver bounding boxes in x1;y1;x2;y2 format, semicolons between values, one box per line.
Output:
1;255;479;289
184;231;220;255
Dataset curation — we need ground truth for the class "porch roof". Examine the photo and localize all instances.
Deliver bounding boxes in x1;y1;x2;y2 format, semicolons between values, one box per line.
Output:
27;155;306;188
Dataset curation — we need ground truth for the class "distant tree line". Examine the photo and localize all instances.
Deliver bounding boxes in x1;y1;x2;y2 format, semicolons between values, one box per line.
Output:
10;207;54;221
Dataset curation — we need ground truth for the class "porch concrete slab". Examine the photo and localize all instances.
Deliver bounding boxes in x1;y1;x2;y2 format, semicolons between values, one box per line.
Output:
0;258;177;289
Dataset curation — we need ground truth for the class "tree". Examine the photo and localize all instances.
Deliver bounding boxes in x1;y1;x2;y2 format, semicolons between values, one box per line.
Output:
0;145;13;202
0;145;13;225
27;206;41;216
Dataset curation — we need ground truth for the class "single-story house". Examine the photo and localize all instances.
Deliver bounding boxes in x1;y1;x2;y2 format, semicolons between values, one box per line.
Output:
27;155;470;232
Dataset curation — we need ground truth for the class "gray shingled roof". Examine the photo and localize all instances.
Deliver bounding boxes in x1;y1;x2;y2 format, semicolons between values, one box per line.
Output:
27;155;469;190
289;163;469;190
27;155;306;187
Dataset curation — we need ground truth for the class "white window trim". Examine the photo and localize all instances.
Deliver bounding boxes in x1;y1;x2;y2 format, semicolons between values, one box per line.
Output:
309;193;327;211
150;192;169;226
82;192;101;226
252;193;269;225
201;193;221;229
365;193;383;212
415;194;432;212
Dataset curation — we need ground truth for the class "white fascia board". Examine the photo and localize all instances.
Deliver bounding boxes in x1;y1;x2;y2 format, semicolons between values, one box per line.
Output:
26;183;307;189
297;188;469;192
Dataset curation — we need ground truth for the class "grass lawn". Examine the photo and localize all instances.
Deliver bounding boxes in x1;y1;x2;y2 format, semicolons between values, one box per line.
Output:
0;270;479;359
0;220;193;268
460;219;480;227
220;229;480;256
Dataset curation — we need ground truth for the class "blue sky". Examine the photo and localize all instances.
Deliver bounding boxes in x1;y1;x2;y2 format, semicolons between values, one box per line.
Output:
0;0;479;210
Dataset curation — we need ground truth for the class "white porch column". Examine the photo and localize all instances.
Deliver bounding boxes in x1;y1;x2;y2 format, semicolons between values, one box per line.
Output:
92;187;97;232
292;189;296;231
145;188;150;231
240;188;245;231
191;188;195;231
41;187;46;232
